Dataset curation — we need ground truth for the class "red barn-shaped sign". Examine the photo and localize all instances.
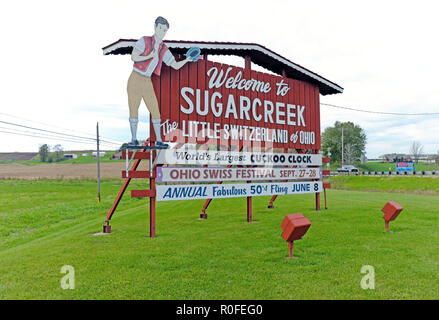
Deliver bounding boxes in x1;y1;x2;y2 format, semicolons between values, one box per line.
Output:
103;40;343;151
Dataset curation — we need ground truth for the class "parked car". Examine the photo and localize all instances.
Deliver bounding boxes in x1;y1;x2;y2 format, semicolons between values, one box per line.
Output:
337;165;359;173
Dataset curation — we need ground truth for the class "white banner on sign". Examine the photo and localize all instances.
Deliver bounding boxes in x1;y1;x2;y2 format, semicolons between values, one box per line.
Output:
156;181;322;201
155;149;322;166
156;167;321;182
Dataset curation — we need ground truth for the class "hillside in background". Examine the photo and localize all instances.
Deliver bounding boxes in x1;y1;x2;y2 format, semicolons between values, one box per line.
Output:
0;153;38;162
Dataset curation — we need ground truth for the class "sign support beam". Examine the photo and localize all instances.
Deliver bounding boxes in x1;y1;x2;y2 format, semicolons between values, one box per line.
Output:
149;143;156;237
314;149;321;211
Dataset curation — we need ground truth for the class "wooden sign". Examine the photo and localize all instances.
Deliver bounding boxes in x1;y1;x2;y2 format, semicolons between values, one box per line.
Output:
152;59;320;149
156;181;323;201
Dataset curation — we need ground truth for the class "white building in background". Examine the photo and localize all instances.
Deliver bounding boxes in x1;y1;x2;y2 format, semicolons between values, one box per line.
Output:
92;151;106;157
64;154;78;159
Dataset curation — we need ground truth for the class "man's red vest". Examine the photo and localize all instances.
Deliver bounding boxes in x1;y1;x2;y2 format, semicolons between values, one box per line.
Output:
133;36;169;76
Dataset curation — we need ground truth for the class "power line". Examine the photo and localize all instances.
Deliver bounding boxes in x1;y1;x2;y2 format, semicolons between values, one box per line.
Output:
0;125;102;143
0;119;121;146
321;103;439;116
0;111;125;144
0;129;118;148
6;129;117;147
0;130;107;147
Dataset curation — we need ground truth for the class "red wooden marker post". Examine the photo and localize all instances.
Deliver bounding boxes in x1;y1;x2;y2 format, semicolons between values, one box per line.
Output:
280;213;311;258
323;182;331;209
322;157;331;210
381;201;403;232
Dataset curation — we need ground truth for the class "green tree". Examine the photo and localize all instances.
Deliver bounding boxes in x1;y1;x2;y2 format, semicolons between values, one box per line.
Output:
409;141;423;163
322;121;367;164
39;144;50;162
53;144;64;162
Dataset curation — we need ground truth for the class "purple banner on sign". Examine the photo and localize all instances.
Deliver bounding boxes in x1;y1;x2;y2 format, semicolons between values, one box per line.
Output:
156;166;322;183
156;166;164;182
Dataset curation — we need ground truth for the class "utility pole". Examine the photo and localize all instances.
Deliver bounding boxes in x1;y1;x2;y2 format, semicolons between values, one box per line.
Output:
97;122;101;205
341;126;344;167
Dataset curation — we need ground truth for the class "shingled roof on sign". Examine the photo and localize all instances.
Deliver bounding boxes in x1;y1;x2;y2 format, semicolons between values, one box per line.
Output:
102;39;343;96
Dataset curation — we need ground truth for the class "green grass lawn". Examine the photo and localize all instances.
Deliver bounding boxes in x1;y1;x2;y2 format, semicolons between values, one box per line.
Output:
330;175;439;195
0;178;438;299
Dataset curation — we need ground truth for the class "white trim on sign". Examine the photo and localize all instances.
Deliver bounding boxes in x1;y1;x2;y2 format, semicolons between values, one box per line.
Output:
102;40;343;94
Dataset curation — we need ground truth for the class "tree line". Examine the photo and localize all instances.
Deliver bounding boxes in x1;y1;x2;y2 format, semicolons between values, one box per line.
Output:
38;144;64;162
322;121;434;165
322;121;366;164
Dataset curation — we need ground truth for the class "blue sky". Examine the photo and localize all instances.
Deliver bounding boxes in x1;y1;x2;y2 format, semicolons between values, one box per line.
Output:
0;0;438;158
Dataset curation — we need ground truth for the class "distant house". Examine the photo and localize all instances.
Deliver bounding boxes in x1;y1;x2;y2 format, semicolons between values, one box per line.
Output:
64;154;78;159
380;153;439;163
81;153;89;157
92;151;106;157
381;153;411;162
423;154;439;164
111;152;123;160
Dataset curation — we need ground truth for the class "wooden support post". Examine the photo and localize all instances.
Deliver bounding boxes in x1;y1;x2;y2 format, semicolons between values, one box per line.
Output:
315;192;321;211
267;195;277;209
288;241;294;258
200;163;209;219
150;185;156;237
247;189;252;223
149;143;156;238
246;144;253;222
314;149;321;211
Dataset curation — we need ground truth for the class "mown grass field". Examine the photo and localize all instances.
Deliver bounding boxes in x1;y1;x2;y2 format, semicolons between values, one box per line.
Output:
331;175;439;195
0;177;438;299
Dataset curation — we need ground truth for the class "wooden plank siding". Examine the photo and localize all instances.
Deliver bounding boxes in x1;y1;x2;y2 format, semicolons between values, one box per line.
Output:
151;60;320;151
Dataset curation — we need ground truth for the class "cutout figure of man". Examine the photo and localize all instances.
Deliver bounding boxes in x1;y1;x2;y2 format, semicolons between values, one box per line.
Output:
128;16;193;147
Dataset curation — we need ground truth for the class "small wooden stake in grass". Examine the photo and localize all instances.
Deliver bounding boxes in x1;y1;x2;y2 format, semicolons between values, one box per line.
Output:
288;241;294;258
